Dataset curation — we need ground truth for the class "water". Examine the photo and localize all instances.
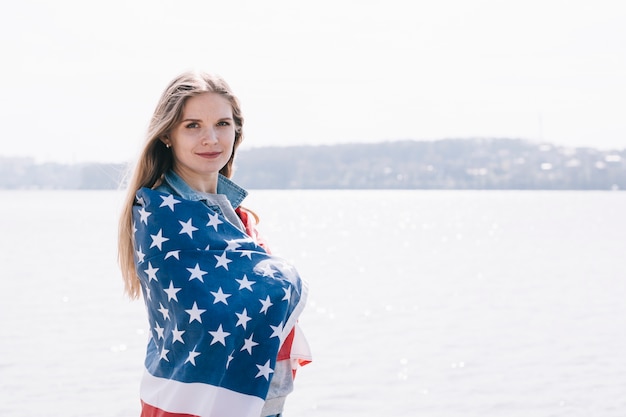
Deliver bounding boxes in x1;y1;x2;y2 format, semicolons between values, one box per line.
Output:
1;190;625;416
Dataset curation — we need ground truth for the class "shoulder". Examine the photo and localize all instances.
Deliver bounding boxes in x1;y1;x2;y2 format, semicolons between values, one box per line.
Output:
154;181;174;195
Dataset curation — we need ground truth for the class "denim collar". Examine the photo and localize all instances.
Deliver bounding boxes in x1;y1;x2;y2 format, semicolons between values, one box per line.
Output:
161;170;248;209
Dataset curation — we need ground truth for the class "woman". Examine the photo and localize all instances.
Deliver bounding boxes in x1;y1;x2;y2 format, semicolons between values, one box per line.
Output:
118;71;310;417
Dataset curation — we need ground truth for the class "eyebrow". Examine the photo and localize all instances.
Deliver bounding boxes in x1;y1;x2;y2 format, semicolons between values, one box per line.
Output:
180;117;234;122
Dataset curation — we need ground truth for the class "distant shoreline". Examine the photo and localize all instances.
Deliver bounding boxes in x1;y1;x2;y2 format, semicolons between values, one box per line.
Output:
1;138;624;190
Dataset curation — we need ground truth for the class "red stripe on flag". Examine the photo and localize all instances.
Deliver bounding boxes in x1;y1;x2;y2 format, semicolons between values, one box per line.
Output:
141;401;199;417
277;328;295;361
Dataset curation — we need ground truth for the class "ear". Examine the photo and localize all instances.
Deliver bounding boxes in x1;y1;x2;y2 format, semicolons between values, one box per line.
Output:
160;136;171;148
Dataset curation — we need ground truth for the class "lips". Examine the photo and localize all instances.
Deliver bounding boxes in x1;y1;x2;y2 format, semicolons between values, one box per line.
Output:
197;152;222;159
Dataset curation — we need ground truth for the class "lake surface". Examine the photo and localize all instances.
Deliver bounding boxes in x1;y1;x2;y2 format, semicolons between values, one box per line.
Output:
1;189;625;416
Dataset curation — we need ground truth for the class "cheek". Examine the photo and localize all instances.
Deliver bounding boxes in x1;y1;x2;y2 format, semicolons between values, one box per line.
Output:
172;131;198;150
224;131;237;149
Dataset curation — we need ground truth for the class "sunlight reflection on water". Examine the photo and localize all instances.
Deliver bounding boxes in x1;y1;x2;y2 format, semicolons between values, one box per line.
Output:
1;190;625;417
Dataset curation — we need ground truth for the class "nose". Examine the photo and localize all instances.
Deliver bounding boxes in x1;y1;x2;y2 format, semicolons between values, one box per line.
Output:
201;128;218;145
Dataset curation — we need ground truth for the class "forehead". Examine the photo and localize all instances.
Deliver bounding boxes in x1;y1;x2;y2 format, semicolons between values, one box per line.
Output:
182;92;233;118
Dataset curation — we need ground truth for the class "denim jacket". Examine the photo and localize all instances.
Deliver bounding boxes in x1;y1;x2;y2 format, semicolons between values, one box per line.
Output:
154;170;248;214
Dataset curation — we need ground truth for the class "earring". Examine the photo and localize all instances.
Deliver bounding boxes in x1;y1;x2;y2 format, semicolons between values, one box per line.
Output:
166;143;171;148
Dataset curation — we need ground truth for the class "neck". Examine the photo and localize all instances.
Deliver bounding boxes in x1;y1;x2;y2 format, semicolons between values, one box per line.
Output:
172;167;218;194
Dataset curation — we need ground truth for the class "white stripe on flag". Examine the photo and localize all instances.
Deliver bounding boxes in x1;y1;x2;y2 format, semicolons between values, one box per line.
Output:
140;369;265;417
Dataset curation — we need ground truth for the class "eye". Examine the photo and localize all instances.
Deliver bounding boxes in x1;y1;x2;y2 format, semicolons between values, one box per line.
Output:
185;122;200;129
217;121;231;127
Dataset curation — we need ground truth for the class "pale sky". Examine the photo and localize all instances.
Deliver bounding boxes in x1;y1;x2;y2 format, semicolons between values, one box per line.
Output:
1;0;625;163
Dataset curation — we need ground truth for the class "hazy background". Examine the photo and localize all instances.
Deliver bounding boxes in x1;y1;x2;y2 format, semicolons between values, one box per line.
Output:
1;0;625;164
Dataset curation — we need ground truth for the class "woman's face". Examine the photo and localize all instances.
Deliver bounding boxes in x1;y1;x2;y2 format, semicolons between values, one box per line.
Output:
165;92;236;191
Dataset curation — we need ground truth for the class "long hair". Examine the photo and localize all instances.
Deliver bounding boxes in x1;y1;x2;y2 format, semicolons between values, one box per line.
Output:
118;71;244;299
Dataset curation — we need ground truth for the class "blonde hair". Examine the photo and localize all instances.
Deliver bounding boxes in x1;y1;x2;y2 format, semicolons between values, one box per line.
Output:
118;71;244;298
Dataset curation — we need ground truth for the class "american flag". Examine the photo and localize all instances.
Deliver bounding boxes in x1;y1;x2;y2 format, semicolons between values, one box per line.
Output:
132;187;308;417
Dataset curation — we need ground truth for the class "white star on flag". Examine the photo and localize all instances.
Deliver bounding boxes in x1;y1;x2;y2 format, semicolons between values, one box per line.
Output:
235;308;252;330
187;264;208;282
159;194;181;211
160;347;170;362
259;296;273;314
145;262;159;282
150;229;169;250
165;250;180;260
214;251;232;270
154;323;165;340
209;324;230;346
225;239;242;251
255;360;274;380
164;281;182;302
206;213;223;231
211;287;231;305
269;322;283;339
235;274;255;291
185;302;206;323
157;303;170;320
241;334;259;354
185;346;201;366
136;247;146;263
138;207;151;225
179;218;198;238
172;325;185;344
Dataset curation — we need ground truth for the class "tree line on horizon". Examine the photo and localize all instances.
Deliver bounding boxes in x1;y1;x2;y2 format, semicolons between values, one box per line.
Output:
1;138;624;190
